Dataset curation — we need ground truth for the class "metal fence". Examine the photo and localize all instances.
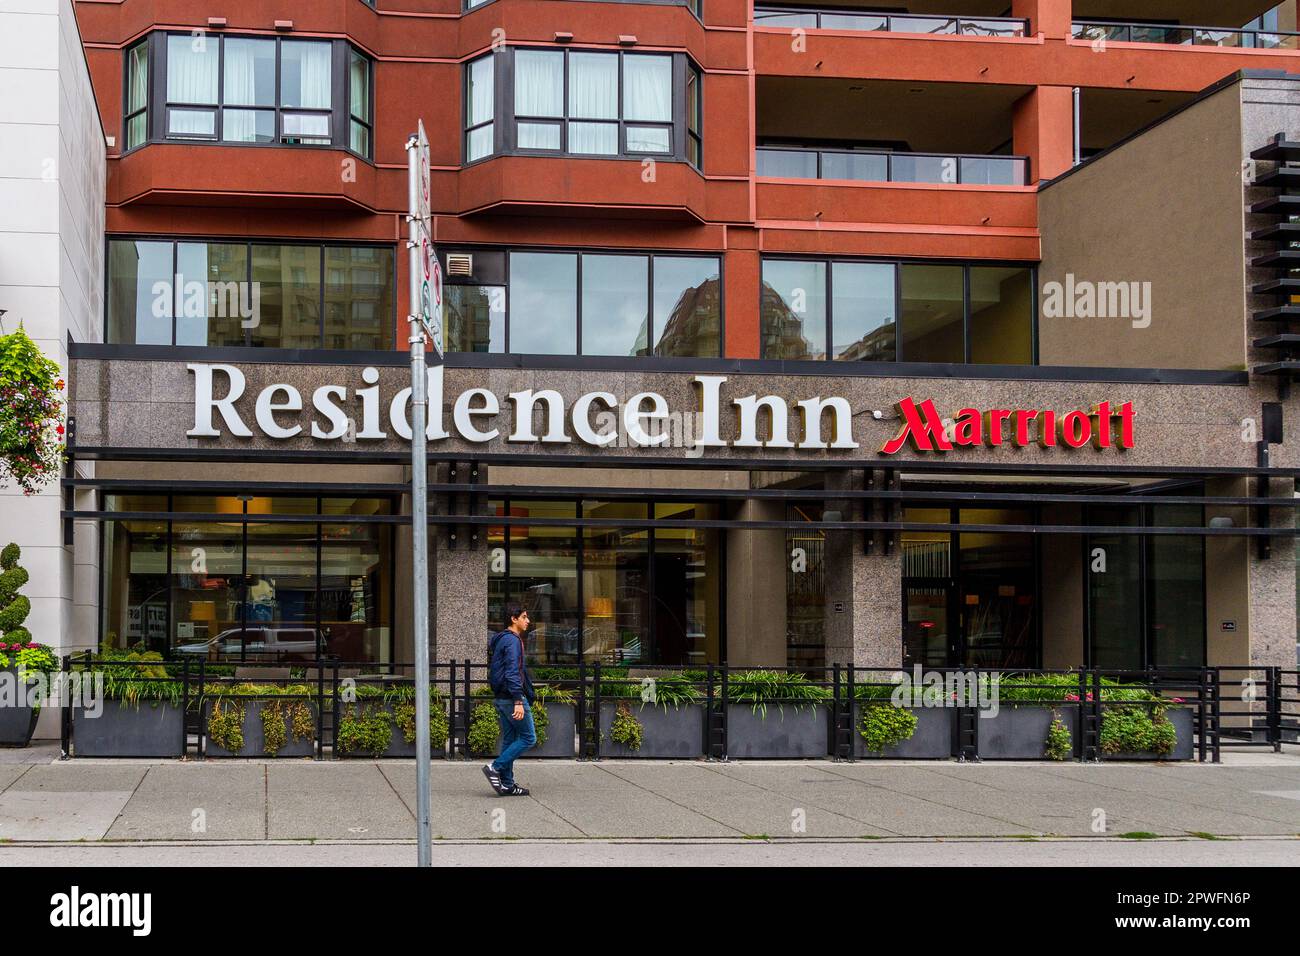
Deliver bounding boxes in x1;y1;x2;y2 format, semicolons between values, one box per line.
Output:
59;655;1300;762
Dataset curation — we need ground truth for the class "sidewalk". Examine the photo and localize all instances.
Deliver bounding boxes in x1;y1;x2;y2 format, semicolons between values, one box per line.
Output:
1;746;1298;844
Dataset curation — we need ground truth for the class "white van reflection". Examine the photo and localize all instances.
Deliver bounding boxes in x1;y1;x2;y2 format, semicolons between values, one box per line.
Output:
175;626;329;662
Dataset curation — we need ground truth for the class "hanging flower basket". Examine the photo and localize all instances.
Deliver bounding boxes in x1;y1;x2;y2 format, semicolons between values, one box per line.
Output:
0;327;65;495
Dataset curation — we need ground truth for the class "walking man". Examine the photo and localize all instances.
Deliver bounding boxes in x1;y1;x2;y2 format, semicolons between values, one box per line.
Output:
482;602;536;796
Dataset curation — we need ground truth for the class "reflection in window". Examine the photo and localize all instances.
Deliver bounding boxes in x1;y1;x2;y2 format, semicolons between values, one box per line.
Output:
582;255;649;356
100;496;394;662
832;261;895;361
465;54;495;161
760;259;827;360
445;286;505;353
509;252;578;355
654;256;721;357
488;499;721;666
107;238;395;350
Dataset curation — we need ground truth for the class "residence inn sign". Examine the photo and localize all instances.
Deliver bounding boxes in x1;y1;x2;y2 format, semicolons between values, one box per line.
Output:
73;354;1277;468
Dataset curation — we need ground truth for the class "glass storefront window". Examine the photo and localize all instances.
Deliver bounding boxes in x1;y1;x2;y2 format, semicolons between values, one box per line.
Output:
100;496;394;663
175;241;248;347
489;498;722;666
1087;507;1142;671
324;246;395;351
831;261;895;361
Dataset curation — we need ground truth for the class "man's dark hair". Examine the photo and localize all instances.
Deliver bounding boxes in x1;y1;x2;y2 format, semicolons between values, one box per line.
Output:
505;601;526;625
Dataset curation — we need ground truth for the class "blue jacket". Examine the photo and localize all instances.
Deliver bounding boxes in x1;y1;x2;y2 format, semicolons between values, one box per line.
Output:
488;629;535;703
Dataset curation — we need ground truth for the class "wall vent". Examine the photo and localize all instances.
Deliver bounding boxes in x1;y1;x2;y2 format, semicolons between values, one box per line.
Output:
446;253;474;277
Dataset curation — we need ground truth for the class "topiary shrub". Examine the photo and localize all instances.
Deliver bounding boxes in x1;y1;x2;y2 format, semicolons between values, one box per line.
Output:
610;701;643;751
0;543;32;645
859;704;918;754
1044;712;1072;761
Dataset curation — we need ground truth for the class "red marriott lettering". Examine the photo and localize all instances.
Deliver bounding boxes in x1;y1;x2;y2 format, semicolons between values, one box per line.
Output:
880;398;1135;455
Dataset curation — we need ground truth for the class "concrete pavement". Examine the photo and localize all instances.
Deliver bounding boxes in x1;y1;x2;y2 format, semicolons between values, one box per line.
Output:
1;746;1298;848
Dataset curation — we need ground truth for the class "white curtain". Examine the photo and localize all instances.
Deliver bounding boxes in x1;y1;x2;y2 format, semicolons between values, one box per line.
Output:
128;44;148;111
623;55;671;122
568;52;617;119
222;39;271;141
515;50;562;117
284;41;332;109
469;56;494;126
166;35;217;104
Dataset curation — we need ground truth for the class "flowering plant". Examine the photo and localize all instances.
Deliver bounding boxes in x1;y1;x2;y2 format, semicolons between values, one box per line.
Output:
0;327;65;495
0;641;57;675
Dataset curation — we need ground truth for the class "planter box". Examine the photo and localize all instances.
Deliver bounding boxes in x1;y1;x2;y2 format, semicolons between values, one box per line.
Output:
73;699;184;758
599;701;705;758
0;667;39;747
522;702;576;758
1103;705;1195;761
204;699;317;758
977;705;1079;759
335;702;449;759
726;703;828;759
854;704;954;759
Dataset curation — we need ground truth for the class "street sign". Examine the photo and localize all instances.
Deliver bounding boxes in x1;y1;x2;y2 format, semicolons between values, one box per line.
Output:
408;120;444;358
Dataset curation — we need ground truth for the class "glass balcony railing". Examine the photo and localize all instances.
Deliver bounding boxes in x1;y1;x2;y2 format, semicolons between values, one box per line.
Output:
756;146;1029;186
754;7;1029;37
1072;20;1300;49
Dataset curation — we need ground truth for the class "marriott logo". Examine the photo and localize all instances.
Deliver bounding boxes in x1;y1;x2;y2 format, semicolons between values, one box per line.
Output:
880;398;1134;454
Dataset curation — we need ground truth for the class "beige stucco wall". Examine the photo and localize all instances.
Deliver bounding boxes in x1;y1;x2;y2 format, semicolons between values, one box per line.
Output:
1038;82;1246;371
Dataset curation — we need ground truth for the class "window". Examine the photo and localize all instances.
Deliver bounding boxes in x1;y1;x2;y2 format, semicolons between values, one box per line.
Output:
464;54;495;162
442;248;721;357
101;495;394;663
761;258;1034;364
127;33;372;156
106;238;396;350
465;49;702;167
125;40;149;149
1087;502;1206;669
489;499;722;666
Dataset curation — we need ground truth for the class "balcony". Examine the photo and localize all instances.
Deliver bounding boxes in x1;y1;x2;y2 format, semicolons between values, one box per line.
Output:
756;146;1028;185
754;6;1028;37
1072;19;1300;48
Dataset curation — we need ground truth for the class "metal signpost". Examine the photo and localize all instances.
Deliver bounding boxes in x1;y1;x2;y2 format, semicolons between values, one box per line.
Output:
406;120;443;868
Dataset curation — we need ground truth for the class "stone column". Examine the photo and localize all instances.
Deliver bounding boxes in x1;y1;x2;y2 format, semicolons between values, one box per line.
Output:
824;471;902;668
725;499;787;667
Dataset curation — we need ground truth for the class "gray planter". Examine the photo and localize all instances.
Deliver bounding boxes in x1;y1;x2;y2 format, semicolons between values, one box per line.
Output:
1102;705;1195;761
336;702;449;759
0;667;39;747
599;701;705;758
976;705;1079;759
204;699;317;758
854;703;954;759
521;702;576;758
73;699;184;757
726;703;829;759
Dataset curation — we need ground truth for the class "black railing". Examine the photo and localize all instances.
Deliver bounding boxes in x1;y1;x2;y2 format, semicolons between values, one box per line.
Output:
755;7;1028;38
1072;19;1300;49
57;657;1300;762
756;146;1029;185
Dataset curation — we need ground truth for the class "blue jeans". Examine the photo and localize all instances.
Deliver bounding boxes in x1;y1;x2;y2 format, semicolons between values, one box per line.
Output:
491;698;536;787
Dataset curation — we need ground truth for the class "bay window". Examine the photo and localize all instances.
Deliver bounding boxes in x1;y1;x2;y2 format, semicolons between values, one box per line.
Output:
125;33;373;157
465;48;703;167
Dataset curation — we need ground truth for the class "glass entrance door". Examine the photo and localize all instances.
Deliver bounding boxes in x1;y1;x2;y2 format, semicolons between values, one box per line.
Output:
904;583;954;667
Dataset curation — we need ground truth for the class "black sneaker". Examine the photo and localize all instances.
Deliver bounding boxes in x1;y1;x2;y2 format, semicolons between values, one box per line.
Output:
482;764;504;794
502;784;530;796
